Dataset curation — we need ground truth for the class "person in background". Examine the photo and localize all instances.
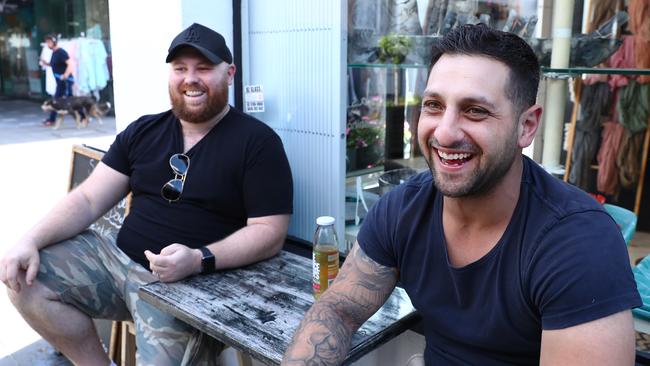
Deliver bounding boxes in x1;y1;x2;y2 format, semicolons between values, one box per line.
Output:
283;24;641;366
39;34;77;126
2;23;293;365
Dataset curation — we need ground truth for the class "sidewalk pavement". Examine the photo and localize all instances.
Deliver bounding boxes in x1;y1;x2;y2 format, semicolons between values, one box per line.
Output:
0;99;116;364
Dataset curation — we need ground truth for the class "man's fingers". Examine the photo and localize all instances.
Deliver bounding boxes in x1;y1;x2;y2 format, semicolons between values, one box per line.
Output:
160;244;181;256
5;264;20;292
144;250;159;273
146;251;172;270
144;250;156;262
0;263;6;284
25;259;40;286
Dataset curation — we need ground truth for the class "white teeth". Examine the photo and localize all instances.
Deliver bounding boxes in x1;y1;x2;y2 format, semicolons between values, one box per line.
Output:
438;151;471;160
185;90;203;97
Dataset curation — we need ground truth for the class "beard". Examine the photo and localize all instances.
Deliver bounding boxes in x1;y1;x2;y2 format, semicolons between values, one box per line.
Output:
421;130;519;198
169;80;228;124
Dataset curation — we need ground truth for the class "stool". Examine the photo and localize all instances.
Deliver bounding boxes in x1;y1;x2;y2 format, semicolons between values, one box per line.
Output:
109;320;136;366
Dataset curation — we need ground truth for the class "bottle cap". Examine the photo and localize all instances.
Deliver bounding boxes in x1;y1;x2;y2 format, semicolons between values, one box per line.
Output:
316;216;335;226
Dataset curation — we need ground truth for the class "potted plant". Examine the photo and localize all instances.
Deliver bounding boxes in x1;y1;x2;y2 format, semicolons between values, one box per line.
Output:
377;34;412;64
376;34;414;160
346;96;384;171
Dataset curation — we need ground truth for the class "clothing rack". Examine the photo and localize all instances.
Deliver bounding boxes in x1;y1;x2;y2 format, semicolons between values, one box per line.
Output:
558;67;650;215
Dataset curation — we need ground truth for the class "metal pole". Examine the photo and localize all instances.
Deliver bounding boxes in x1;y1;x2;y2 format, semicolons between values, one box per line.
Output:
541;0;575;173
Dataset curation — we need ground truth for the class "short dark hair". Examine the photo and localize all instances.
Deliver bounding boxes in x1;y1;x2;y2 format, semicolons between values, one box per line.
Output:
429;24;540;114
44;34;57;44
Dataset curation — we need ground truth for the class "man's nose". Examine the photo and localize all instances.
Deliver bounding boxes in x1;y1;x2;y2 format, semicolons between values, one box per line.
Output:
433;110;463;147
183;69;200;83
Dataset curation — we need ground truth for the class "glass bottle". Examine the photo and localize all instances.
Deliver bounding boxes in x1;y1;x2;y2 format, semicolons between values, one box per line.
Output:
312;216;340;300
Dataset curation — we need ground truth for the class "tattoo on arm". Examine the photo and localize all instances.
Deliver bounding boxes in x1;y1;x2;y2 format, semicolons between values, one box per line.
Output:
282;243;398;365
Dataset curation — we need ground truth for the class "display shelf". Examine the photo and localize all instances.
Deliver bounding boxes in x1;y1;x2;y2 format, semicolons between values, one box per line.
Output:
542;67;650;77
348;63;429;70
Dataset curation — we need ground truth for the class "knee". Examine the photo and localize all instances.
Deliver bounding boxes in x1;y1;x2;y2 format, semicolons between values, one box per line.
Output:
6;286;20;306
6;280;54;313
6;284;32;313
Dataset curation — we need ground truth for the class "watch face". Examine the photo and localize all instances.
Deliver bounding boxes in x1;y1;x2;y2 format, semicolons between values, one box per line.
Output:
201;247;215;274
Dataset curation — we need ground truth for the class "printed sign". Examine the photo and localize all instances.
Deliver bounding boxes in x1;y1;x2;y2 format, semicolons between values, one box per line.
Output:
244;84;265;113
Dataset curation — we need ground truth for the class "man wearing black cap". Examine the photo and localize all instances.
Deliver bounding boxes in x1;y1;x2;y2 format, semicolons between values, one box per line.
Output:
1;23;293;365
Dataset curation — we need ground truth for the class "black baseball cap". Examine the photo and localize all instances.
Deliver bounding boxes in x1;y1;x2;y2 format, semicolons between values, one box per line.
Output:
166;23;233;64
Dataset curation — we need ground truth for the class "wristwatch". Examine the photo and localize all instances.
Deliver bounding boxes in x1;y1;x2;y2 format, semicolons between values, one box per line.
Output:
199;246;216;274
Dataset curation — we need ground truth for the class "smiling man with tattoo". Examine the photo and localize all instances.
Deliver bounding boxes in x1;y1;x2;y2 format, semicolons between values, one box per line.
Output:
283;24;641;366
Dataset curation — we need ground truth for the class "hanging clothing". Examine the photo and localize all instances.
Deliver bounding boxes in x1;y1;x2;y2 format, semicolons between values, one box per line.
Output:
617;130;645;189
589;0;624;32
616;80;650;189
629;0;650;41
388;0;422;34
569;82;611;190
422;0;449;35
597;121;626;196
584;36;636;87
76;38;109;94
39;46;55;96
629;0;650;84
618;80;650;134
607;35;637;89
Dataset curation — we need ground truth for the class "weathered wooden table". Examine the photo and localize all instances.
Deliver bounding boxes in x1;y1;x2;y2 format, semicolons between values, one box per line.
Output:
139;250;418;365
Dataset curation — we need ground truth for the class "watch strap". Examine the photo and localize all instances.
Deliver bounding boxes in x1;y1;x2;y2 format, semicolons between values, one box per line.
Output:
199;246;216;274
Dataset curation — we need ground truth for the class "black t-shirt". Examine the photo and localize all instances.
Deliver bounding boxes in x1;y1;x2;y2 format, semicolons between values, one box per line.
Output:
50;48;69;75
102;108;293;268
358;156;641;365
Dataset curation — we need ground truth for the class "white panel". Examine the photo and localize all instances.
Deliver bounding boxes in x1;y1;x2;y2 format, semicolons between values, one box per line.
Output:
181;0;236;105
243;0;346;245
108;0;183;132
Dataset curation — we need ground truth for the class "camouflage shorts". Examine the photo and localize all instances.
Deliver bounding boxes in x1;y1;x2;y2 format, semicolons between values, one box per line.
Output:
37;230;224;366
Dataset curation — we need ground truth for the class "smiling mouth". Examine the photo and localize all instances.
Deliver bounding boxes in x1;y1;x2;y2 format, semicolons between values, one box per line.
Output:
437;150;473;166
184;90;205;97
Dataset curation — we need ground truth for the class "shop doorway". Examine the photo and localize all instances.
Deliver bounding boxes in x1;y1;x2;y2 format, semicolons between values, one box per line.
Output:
0;0;112;106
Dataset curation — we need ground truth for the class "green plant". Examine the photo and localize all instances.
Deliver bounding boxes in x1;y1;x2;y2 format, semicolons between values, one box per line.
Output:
347;123;383;150
346;96;384;150
377;34;412;64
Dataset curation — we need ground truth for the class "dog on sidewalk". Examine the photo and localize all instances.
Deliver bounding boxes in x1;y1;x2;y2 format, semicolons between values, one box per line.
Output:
41;96;111;129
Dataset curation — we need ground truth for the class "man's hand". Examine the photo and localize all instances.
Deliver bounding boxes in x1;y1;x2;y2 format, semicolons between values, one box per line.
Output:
144;244;202;283
0;242;40;292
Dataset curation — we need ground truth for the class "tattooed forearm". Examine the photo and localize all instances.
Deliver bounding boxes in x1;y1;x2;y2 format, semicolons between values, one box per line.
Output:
336;245;398;311
283;297;355;365
282;243;398;366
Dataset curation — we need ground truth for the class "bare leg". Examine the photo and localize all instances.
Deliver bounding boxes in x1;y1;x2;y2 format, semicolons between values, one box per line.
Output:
7;275;111;366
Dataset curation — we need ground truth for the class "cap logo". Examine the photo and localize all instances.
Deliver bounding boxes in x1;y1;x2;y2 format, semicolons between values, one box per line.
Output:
184;25;200;43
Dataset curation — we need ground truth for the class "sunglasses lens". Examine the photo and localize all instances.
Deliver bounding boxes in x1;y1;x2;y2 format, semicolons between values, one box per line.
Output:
170;154;189;175
161;179;183;201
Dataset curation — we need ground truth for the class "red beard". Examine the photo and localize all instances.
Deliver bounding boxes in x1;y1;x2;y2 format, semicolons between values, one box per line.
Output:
169;81;228;123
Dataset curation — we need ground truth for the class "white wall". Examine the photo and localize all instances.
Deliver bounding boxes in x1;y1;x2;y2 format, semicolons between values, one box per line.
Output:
242;0;347;244
109;0;234;132
181;0;235;107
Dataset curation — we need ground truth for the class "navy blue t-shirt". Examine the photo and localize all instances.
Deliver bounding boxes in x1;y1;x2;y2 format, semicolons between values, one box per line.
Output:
102;108;293;268
50;48;69;75
358;156;640;365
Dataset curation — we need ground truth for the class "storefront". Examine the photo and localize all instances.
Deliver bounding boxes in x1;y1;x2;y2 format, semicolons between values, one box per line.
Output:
235;0;649;239
0;0;112;102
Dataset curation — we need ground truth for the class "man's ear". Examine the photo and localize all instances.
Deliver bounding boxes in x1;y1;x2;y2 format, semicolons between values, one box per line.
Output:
518;104;542;148
227;64;236;85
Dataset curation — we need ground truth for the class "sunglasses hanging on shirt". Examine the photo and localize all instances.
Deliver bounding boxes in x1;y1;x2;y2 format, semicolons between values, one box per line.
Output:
161;153;190;202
